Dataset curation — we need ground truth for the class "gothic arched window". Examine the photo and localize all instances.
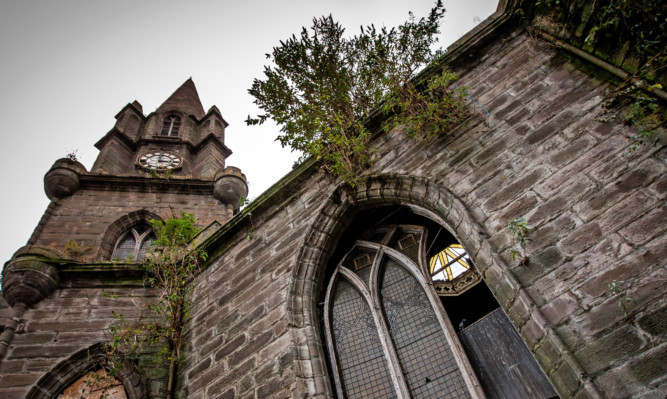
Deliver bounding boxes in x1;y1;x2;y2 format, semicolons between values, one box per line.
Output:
161;115;181;137
112;225;155;261
322;207;559;399
323;225;482;398
57;369;127;399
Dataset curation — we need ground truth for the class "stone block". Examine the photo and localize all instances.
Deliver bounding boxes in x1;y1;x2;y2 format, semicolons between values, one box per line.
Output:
228;330;273;368
559;222;602;257
0;372;42;388
550;362;581;398
214;334;247;362
483;168;545;212
534;337;561;374
619;205;667;245
574;325;644;375
594;343;667;399
540;291;579;325
637;306;667;337
526;109;577;145
512;245;565;286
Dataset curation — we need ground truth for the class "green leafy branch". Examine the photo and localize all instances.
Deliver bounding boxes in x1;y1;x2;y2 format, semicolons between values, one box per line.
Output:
247;1;468;186
102;212;206;399
507;217;532;265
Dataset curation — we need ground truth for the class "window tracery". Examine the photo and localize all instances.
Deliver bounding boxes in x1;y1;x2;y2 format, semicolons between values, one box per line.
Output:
323;225;481;398
111;225;155;261
429;243;482;296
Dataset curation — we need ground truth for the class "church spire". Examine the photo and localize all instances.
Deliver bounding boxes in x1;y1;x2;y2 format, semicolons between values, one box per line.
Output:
156;78;206;119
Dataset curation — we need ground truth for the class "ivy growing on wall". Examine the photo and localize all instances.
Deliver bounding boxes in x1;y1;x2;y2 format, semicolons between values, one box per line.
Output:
102;212;205;399
529;0;666;150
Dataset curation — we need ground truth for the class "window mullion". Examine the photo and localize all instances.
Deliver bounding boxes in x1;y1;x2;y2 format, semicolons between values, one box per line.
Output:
323;269;346;397
340;259;411;399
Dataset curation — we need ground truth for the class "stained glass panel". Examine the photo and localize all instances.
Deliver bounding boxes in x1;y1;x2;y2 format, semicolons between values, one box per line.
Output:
430;244;470;282
331;278;396;399
380;258;471;398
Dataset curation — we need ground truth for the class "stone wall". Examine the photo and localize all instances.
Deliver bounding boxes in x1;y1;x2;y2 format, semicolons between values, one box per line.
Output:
27;183;234;262
0;286;164;398
1;18;664;399
181;26;665;399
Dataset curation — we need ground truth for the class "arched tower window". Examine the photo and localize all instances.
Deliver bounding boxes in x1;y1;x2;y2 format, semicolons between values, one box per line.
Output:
112;224;155;261
161;115;181;137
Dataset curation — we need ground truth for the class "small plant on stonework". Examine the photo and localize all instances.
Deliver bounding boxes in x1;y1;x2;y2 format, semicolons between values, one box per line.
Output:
103;211;206;399
507;217;532;265
64;239;92;258
147;169;160;178
624;90;664;152
607;280;636;319
239;197;256;240
65;149;79;162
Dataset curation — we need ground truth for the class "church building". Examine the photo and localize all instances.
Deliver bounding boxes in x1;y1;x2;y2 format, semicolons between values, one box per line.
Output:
1;1;665;398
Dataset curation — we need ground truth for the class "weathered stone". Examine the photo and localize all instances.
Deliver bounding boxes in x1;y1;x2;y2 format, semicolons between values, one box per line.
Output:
1;257;59;307
575;325;644;375
637;306;667;337
43;158;86;200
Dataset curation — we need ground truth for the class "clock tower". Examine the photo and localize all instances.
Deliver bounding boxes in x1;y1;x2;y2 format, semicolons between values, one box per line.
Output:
92;78;232;179
2;79;247;310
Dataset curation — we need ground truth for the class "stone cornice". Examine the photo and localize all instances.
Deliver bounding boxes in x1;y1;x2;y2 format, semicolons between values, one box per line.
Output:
79;174;215;195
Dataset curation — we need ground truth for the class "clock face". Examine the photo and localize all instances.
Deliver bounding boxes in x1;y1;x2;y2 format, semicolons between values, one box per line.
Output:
137;151;183;170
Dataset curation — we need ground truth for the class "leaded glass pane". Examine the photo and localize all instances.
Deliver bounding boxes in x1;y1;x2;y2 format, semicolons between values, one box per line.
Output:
331;278;396;399
112;233;136;260
138;233;156;260
380;258;471;398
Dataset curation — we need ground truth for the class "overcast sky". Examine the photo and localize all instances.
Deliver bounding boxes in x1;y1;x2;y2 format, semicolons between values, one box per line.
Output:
0;0;497;267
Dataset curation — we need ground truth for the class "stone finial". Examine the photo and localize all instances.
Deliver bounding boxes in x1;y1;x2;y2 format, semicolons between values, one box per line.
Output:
214;167;248;210
44;158;87;201
2;252;59;307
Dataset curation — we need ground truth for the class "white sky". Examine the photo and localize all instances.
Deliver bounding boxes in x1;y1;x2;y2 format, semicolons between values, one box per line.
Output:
0;0;497;267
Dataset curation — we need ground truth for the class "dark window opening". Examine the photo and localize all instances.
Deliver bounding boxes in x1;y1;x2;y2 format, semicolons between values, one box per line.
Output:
161;115;181;137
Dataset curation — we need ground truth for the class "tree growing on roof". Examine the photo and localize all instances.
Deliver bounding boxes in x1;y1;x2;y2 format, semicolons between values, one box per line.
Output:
247;0;468;186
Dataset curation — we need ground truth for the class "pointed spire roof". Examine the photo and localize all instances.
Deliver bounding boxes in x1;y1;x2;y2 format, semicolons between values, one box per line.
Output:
156;78;206;119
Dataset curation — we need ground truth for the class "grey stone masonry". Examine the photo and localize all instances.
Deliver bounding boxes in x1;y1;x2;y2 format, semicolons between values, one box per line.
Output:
180;26;665;399
2;10;665;399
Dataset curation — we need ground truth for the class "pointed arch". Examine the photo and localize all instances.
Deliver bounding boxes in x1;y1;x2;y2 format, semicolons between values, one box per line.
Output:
287;174;585;397
25;343;147;399
99;210;162;259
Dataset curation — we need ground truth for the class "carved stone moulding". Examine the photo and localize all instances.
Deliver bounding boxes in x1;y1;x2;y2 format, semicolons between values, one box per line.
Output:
43;158;88;201
214;166;248;209
2;246;62;307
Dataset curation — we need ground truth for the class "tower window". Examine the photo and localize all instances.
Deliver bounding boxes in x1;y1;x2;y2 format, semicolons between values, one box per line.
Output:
112;225;155;261
161;115;181;137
